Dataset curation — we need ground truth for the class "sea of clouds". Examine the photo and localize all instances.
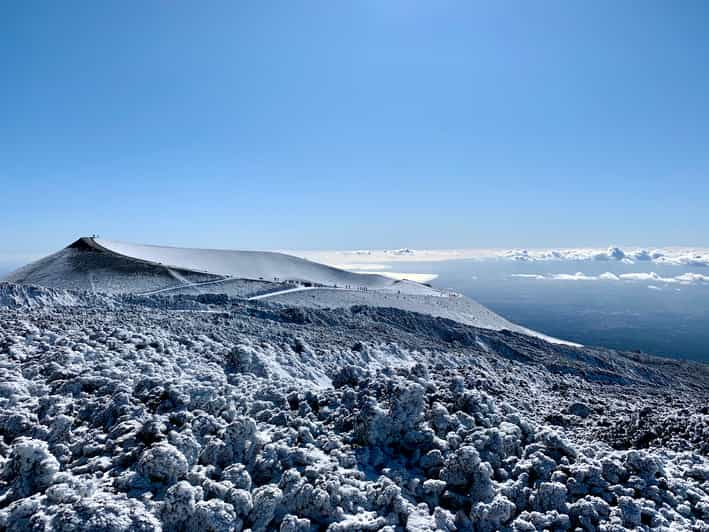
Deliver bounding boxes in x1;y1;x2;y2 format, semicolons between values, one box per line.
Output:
510;271;709;286
295;246;709;288
298;246;709;268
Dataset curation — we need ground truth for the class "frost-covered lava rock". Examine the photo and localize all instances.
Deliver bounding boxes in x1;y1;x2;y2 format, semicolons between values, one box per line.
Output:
0;285;708;531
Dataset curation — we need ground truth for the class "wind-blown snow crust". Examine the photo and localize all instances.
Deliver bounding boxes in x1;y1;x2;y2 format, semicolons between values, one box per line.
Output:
92;238;397;289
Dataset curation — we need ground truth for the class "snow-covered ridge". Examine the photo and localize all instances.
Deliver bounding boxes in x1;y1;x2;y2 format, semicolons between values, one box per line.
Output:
2;237;402;295
92;237;397;289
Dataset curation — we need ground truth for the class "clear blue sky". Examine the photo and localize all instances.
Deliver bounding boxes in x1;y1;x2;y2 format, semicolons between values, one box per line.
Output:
2;0;708;258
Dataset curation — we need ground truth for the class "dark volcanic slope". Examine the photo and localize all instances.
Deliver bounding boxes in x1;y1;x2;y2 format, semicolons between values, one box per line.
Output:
3;241;222;294
0;285;707;531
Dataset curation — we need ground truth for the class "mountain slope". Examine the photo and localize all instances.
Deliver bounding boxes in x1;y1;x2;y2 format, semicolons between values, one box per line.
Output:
92;237;398;289
3;237;400;293
2;237;573;343
3;239;221;295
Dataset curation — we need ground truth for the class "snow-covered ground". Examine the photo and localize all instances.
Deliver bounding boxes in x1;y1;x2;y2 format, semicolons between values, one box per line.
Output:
0;285;707;531
91;238;398;289
251;283;575;346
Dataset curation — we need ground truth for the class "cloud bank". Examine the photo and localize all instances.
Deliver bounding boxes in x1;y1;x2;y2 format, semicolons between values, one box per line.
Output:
357;271;439;283
510;271;709;286
296;245;709;268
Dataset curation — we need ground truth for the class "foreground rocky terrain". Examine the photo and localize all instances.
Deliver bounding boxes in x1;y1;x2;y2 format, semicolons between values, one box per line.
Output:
0;283;708;531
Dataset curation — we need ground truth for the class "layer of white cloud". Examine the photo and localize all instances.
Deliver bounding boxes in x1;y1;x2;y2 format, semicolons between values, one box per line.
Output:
357;271;438;283
508;271;709;285
294;245;709;268
336;264;392;271
552;272;602;281
599;272;621;281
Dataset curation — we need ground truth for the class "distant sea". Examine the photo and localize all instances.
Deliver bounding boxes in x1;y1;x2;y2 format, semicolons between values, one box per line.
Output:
390;259;709;363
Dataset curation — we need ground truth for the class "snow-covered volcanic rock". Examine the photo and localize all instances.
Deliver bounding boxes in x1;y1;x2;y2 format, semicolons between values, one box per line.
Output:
2;239;707;530
4;237;398;293
0;287;707;531
3;237;566;343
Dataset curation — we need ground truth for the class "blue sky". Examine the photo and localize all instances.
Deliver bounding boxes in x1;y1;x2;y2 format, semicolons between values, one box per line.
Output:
2;0;709;259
